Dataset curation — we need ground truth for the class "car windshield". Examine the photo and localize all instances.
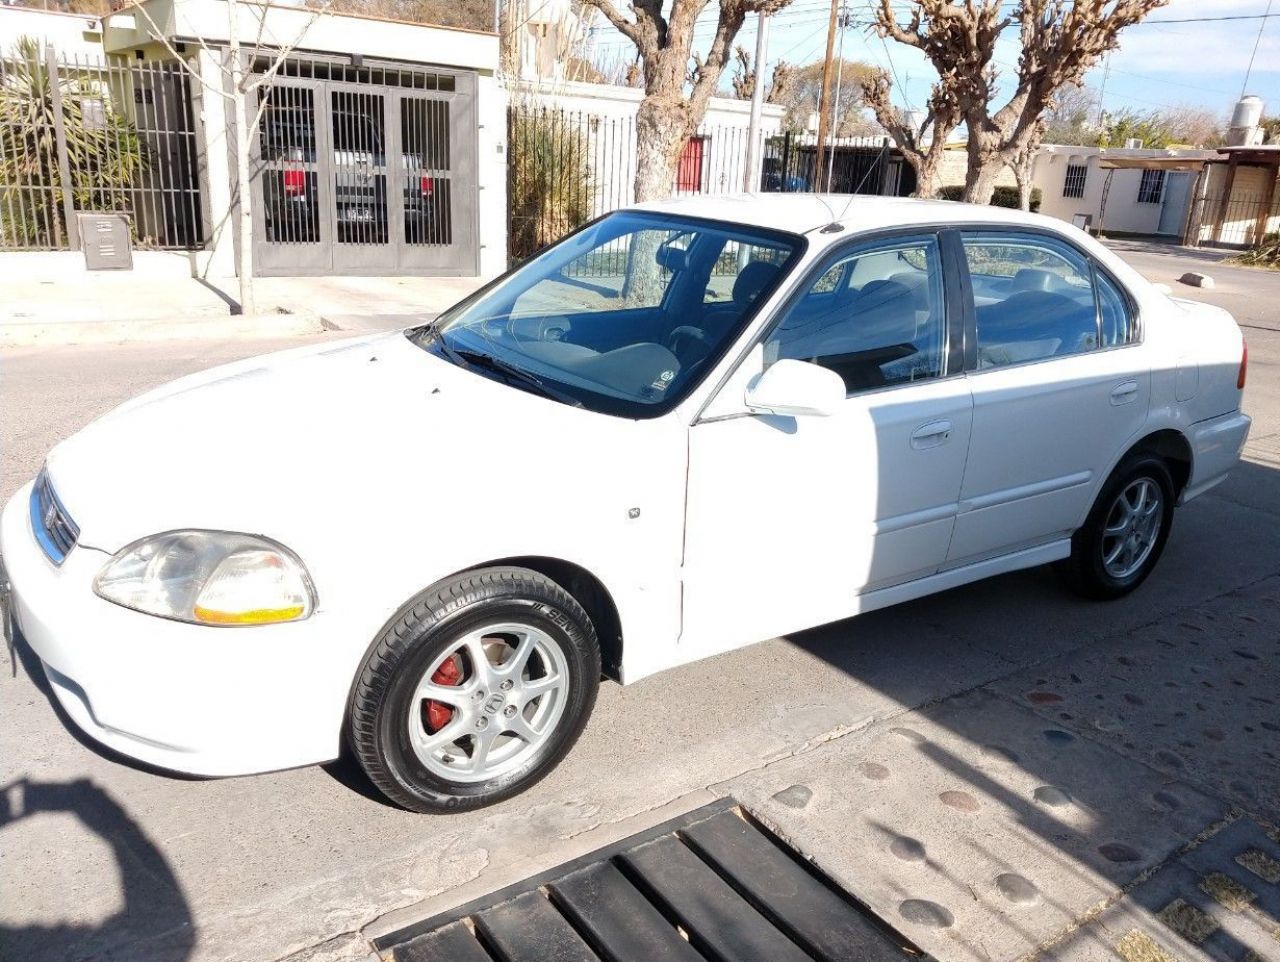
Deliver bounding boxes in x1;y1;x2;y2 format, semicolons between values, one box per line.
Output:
408;210;804;417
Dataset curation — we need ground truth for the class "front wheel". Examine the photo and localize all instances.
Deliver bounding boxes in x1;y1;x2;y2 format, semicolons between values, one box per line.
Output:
349;567;600;813
1056;452;1176;600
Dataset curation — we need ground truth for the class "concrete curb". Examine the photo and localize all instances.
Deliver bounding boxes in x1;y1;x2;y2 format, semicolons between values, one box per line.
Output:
318;312;436;334
0;311;325;348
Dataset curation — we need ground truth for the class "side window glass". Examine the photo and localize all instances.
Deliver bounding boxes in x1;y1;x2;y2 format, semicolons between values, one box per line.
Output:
1095;269;1134;347
764;236;945;393
963;233;1099;368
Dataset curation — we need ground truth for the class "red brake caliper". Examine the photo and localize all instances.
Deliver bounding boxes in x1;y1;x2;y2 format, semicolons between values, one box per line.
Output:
425;655;462;733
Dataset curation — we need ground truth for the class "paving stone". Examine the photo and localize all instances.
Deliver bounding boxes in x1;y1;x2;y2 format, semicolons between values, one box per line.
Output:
1048;851;1280;962
726;688;1227;962
988;577;1280;820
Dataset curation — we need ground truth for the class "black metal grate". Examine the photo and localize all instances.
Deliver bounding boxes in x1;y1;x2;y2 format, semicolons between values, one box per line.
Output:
378;800;922;962
29;467;79;566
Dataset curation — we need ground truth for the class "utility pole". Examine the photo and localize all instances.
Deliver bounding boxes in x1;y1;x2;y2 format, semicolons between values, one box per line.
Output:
744;11;769;191
813;0;839;189
825;0;851;191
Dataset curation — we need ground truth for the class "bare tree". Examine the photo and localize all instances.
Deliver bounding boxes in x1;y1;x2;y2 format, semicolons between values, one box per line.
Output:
134;0;329;315
869;0;1169;205
767;61;793;106
773;57;876;134
580;0;793;201
730;47;796;107
860;67;961;198
730;44;753;100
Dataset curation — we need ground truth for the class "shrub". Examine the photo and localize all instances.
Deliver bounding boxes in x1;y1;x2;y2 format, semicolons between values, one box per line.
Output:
507;106;594;261
1231;232;1280;269
0;37;148;248
937;184;1042;212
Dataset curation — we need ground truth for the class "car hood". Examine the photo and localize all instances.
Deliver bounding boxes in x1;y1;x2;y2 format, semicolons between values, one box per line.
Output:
44;332;647;555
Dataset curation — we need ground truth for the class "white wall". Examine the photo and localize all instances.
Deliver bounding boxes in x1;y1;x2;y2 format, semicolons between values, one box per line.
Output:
0;7;105;58
475;72;509;278
1033;145;1212;236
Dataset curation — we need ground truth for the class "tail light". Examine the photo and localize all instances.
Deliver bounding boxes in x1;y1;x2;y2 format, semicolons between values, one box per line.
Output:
283;167;306;197
420;175;434;197
1238;340;1248;390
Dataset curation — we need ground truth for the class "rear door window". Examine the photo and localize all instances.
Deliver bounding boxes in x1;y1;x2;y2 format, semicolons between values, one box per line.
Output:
962;232;1101;368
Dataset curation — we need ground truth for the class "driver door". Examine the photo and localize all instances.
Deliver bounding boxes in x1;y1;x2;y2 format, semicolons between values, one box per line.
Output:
680;232;974;657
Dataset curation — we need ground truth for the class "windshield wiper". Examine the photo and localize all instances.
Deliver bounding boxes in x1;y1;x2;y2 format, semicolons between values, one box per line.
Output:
451;348;585;408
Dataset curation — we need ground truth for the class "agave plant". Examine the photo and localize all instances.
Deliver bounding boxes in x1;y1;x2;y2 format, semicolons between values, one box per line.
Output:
0;37;148;248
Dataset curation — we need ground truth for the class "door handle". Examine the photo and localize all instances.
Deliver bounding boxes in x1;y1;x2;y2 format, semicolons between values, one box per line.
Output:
1110;380;1139;405
911;419;953;450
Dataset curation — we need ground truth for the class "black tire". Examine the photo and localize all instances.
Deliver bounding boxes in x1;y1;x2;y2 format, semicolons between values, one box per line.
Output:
349;567;600;813
1056;452;1176;600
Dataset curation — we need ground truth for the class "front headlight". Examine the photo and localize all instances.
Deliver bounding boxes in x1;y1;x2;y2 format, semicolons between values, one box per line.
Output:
93;531;316;626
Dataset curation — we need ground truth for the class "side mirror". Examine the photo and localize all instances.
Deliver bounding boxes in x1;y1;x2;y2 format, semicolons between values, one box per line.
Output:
744;359;845;418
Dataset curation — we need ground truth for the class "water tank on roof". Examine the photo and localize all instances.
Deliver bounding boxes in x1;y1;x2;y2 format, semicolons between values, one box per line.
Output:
1228;95;1265;146
1232;95;1264;130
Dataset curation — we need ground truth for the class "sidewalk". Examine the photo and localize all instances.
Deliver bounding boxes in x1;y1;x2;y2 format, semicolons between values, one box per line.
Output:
0;252;487;346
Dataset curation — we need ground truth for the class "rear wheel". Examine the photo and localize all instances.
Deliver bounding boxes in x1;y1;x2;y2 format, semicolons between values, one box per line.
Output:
349;567;600;813
1057;452;1176;600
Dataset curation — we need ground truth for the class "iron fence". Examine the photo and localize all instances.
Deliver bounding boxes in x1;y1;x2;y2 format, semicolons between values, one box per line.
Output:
507;103;757;264
0;42;204;251
762;132;904;196
1187;193;1280;248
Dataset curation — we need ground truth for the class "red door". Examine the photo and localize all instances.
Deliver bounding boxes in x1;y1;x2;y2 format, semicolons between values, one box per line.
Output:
676;136;706;192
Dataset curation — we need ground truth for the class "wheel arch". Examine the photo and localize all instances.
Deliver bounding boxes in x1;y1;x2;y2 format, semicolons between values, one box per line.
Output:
1130;428;1193;500
467;555;624;682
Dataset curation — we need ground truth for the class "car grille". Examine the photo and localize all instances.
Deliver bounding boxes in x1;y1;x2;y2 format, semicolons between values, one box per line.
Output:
30;467;79;565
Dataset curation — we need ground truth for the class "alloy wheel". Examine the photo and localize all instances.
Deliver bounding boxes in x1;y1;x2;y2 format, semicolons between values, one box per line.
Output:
1101;477;1163;580
406;623;569;784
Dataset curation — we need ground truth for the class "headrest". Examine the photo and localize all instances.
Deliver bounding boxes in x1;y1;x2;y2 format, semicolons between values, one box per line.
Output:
733;260;781;306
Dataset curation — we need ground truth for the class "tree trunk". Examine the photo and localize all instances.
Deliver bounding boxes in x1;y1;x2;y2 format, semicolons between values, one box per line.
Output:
227;0;256;316
911;150;942;199
962;156;1002;205
1014;157;1033;211
633;95;689;202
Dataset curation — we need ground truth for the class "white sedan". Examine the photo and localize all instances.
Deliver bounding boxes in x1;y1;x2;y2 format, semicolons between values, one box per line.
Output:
2;196;1250;812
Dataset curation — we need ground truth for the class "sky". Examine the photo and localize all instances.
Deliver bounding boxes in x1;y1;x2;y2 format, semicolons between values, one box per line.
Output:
583;0;1280;123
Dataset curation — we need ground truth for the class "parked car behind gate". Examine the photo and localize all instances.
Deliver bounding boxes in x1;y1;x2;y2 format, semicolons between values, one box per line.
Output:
1;195;1250;813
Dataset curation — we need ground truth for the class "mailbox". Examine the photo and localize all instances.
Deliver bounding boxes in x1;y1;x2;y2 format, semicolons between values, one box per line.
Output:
78;213;133;270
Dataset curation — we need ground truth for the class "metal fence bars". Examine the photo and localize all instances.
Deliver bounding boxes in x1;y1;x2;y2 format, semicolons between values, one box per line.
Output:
761;132;906;196
0;41;203;251
1186;193;1280;248
506;103;757;264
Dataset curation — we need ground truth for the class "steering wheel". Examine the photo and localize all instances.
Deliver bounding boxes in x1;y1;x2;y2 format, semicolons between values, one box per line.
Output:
666;325;710;357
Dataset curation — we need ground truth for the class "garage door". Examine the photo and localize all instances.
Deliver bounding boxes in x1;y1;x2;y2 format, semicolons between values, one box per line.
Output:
251;62;477;276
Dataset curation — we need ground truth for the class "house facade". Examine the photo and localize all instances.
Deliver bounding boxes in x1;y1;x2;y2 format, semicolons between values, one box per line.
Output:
1032;144;1214;238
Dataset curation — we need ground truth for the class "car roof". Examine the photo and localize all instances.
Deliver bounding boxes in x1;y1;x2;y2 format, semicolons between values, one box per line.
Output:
630;193;1060;239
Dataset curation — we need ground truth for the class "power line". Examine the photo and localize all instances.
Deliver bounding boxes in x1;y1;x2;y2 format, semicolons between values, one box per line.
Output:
1241;0;1274;97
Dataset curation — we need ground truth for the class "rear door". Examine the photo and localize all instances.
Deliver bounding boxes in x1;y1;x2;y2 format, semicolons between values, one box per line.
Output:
946;229;1149;566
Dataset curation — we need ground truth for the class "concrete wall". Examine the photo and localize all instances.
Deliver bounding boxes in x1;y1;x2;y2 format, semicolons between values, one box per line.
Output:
0;7;105;58
937;149;1017;192
101;0;498;70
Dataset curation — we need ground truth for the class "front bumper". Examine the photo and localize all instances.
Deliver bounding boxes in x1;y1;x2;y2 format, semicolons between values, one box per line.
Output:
1;483;349;776
1182;410;1252;503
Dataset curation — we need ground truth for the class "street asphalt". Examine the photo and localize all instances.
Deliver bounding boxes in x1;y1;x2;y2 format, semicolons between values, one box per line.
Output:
1;247;1278;962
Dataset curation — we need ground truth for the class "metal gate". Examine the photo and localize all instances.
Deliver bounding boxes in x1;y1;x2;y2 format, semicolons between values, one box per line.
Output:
251;61;476;276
